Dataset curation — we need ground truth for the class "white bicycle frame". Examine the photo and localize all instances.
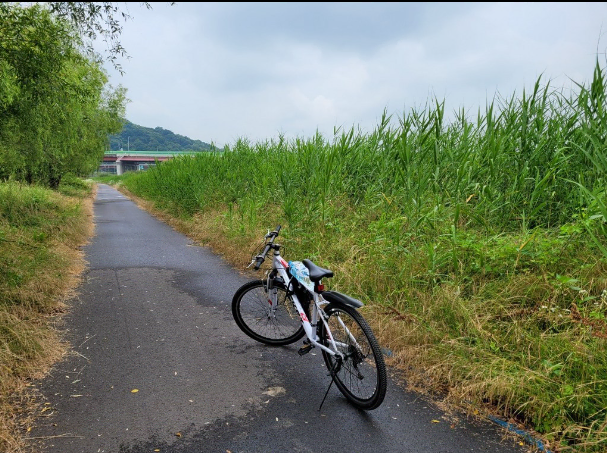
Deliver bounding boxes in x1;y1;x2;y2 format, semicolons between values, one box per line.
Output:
266;247;353;359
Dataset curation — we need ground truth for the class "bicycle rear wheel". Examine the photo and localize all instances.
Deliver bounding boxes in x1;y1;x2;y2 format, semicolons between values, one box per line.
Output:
232;279;305;346
319;303;387;410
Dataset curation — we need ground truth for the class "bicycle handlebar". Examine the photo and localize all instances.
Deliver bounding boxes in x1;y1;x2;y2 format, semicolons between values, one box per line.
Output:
253;225;281;270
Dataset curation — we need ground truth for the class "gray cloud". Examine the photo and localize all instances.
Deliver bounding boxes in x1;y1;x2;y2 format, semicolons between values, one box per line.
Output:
103;2;607;148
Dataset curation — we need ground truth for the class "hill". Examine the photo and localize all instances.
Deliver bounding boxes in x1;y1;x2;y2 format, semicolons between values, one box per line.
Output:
108;120;214;152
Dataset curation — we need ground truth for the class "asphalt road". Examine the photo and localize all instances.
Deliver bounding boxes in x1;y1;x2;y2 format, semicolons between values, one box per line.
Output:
28;184;530;453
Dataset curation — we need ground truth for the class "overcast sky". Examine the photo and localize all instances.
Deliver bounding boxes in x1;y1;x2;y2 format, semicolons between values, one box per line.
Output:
100;2;607;148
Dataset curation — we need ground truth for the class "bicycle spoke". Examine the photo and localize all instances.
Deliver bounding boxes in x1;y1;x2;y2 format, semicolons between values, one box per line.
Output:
320;304;387;410
232;280;305;345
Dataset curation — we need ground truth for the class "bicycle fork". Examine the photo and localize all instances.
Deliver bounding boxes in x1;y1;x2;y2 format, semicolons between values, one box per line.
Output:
265;280;280;319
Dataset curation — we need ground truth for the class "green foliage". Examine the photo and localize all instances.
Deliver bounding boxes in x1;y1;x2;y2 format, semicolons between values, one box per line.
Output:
0;181;86;306
108;119;214;152
57;174;93;197
0;3;127;189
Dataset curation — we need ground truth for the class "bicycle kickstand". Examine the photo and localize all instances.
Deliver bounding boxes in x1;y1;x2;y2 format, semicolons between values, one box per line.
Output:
318;357;341;411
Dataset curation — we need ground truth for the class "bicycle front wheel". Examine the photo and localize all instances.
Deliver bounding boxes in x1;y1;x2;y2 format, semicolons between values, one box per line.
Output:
319;303;387;410
232;279;305;346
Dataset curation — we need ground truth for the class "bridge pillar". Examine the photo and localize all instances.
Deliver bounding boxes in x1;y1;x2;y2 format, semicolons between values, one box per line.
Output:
116;160;123;175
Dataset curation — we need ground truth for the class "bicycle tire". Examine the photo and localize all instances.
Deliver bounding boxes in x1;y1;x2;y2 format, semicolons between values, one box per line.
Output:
318;303;387;410
232;279;305;346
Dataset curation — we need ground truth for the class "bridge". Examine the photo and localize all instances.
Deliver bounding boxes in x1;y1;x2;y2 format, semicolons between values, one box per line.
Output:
98;150;204;175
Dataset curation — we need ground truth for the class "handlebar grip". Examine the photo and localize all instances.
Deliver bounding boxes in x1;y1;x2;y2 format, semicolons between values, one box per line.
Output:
254;256;265;270
254;226;281;270
254;242;272;270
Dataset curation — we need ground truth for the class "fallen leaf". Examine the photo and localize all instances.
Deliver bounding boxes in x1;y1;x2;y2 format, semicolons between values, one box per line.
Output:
431;419;440;423
262;386;286;397
131;389;139;393
175;432;181;437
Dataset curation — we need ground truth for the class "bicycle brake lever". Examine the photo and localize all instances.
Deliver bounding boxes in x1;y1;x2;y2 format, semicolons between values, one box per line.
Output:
247;255;262;269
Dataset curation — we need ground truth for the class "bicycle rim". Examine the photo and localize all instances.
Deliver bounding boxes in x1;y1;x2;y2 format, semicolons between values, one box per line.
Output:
320;304;387;410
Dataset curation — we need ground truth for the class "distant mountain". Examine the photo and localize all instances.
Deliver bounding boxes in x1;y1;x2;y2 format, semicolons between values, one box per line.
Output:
108;120;214;152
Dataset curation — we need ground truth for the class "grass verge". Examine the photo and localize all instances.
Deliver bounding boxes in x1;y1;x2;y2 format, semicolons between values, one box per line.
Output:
0;177;94;453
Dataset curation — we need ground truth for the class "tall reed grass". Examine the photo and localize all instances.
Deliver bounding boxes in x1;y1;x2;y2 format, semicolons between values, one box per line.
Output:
119;60;607;452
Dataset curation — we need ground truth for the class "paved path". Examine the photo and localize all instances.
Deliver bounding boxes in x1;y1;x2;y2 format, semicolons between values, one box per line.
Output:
29;184;530;453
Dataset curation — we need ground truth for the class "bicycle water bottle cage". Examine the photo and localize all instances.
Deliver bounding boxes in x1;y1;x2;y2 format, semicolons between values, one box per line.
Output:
301;259;334;282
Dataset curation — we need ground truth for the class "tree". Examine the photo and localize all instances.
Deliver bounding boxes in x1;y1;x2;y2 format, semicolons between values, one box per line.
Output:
0;2;176;188
0;3;127;187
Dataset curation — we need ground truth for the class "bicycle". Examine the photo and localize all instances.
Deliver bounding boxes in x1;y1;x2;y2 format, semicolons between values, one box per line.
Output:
231;225;387;410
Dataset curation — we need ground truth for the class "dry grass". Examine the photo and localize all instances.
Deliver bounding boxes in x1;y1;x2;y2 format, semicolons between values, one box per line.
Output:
0;183;95;453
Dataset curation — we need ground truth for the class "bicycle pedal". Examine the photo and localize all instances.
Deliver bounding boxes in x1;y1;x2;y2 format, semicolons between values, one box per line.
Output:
298;343;313;356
